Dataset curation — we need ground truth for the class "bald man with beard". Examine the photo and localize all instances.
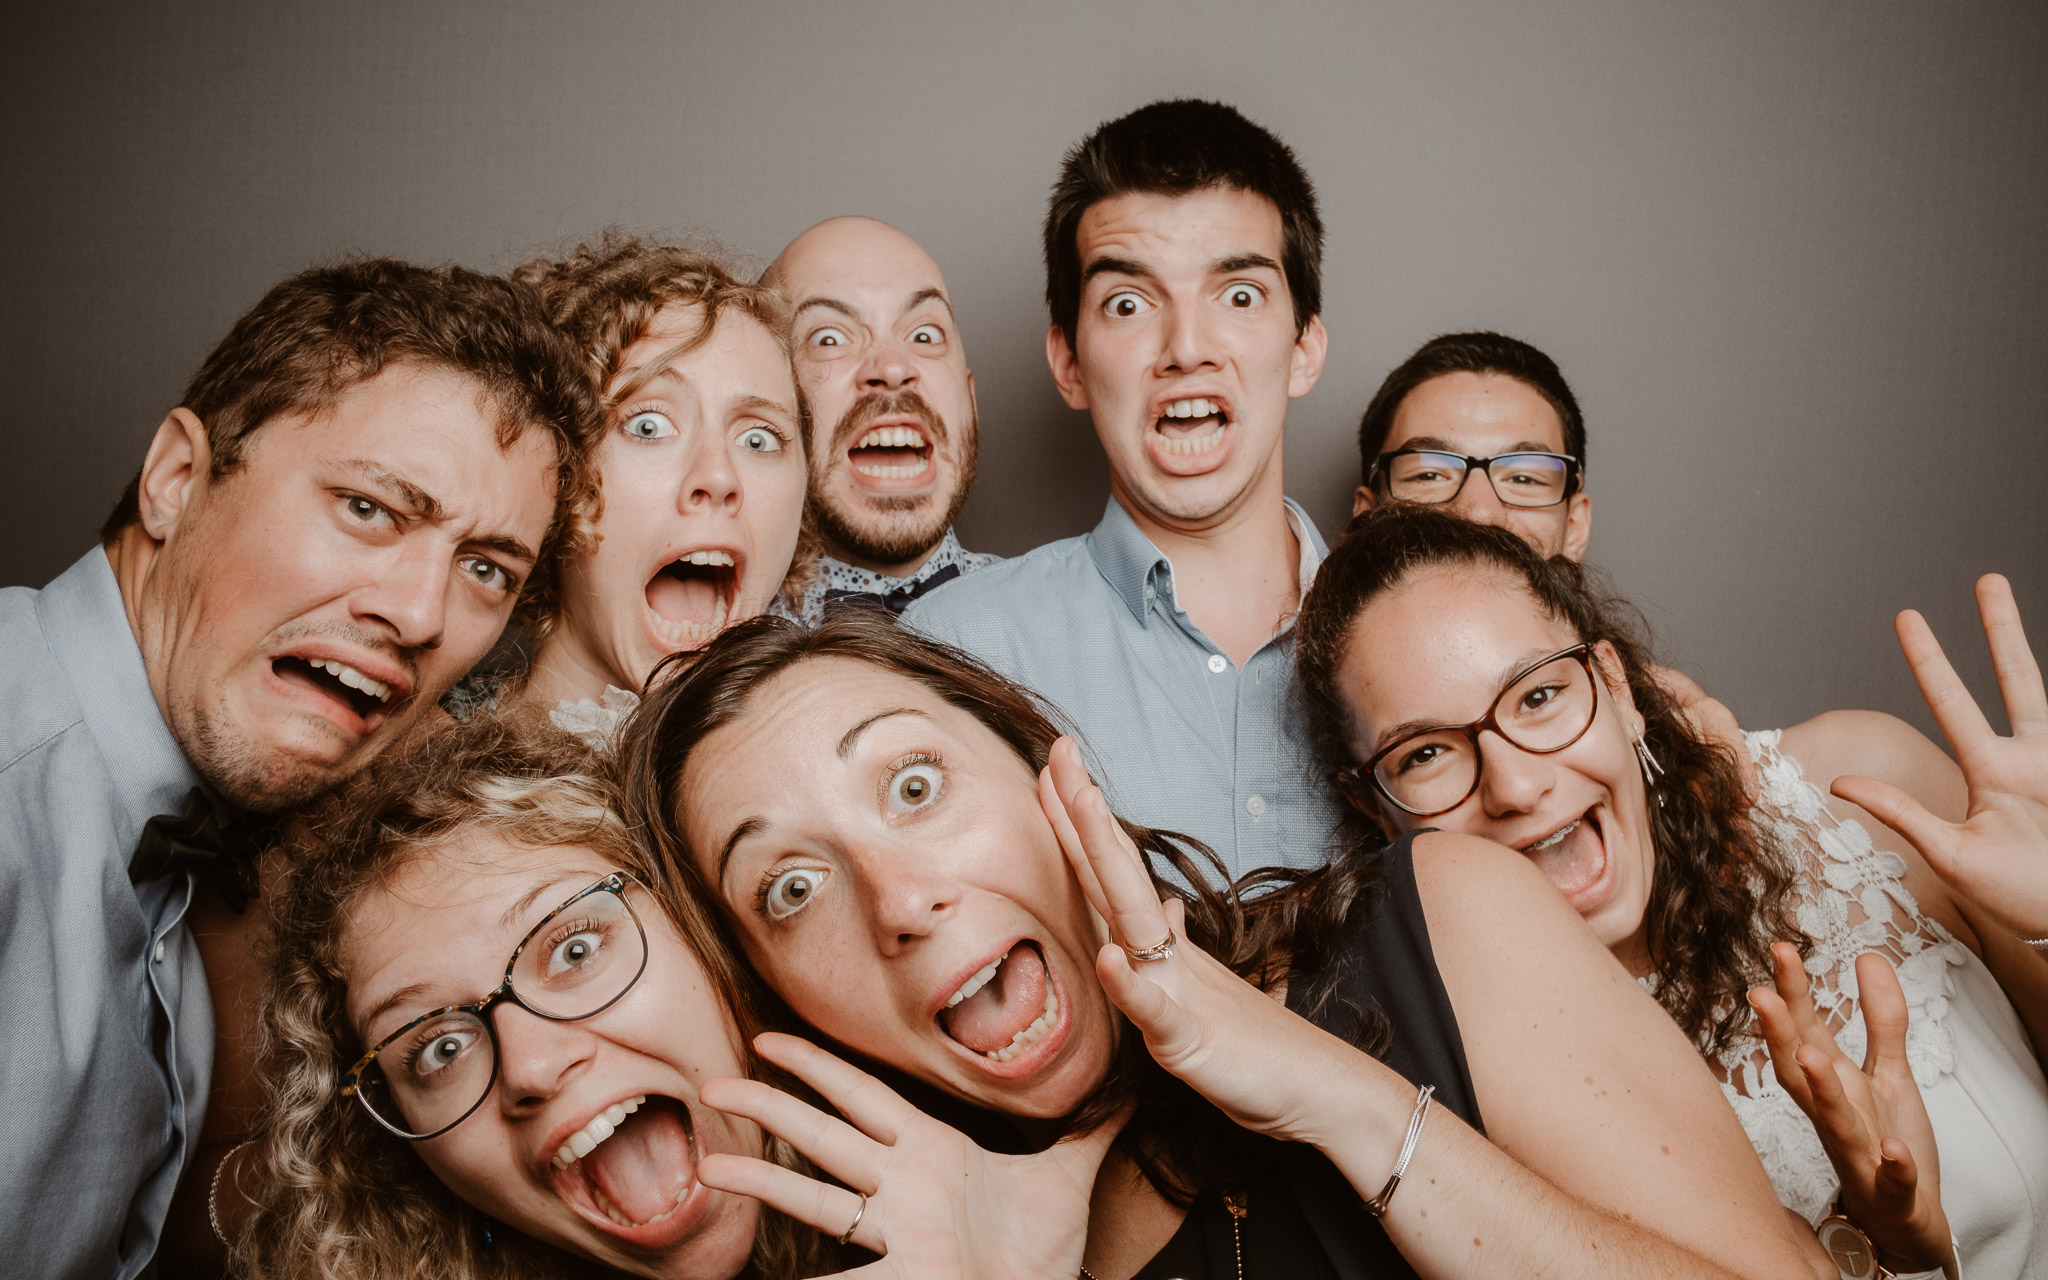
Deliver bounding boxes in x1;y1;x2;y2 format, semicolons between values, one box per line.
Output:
765;217;997;620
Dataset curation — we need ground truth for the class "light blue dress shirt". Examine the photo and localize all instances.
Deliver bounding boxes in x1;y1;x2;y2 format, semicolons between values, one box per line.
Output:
0;549;211;1280
904;496;1344;879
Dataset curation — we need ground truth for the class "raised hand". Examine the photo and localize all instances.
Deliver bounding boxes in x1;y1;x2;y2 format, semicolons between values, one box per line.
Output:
1748;943;1953;1272
1831;573;2048;937
695;1032;1117;1280
1037;736;1386;1147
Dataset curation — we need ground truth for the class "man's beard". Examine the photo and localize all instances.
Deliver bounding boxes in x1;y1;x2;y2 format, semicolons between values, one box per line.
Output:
809;388;979;568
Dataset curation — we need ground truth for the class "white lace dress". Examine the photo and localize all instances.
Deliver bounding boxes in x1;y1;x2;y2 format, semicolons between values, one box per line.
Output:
1676;732;2048;1277
550;685;640;750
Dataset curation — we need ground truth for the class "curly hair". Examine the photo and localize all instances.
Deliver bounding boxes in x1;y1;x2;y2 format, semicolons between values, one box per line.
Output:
1288;505;1806;1056
234;712;820;1280
616;610;1327;1211
514;231;820;614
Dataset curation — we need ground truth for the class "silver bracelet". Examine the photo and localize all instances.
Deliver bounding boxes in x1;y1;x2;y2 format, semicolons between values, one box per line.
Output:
1364;1083;1435;1218
2022;935;2048;948
207;1140;254;1249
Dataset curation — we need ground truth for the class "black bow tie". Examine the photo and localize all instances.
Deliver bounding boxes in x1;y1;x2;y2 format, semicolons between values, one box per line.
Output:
822;562;963;616
128;786;277;914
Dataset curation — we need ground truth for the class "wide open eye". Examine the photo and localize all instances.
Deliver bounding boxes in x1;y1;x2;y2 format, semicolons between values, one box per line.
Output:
458;555;514;594
738;425;783;453
1103;290;1150;319
1221;282;1265;309
909;323;944;346
888;762;942;813
397;1015;486;1081
762;867;827;920
809;326;851;350
623;410;677;440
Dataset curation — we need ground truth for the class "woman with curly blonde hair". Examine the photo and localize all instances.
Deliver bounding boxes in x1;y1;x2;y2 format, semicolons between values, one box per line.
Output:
482;232;814;744
227;714;826;1279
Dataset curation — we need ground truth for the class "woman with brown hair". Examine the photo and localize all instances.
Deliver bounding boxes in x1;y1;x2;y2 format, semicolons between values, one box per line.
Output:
228;714;833;1279
614;609;1821;1280
465;234;812;742
1291;504;2048;1278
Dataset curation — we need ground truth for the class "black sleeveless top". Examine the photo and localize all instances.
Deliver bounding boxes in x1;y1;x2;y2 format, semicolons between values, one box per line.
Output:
1131;833;1482;1280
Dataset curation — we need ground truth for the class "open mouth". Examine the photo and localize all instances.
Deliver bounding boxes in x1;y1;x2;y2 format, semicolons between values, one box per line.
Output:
1519;809;1611;910
1152;396;1230;459
847;423;934;482
270;654;399;727
548;1094;702;1240
936;940;1062;1067
645;550;738;649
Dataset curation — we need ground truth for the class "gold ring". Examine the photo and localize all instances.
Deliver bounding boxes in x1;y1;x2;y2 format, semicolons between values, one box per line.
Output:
1123;928;1177;962
837;1192;867;1244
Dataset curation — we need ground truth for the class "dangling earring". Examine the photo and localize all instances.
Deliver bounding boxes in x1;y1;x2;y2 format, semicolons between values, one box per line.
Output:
1634;729;1665;792
481;1215;498;1248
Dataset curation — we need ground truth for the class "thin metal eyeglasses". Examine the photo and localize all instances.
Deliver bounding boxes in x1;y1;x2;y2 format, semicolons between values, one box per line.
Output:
1369;448;1582;509
1338;644;1603;818
338;871;649;1140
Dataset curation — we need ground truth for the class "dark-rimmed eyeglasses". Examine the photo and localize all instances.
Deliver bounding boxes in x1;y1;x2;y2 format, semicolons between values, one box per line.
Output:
339;872;649;1140
1369;448;1582;509
1337;644;1603;817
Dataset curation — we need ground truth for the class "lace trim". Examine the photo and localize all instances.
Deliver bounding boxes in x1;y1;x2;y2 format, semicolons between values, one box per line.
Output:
1640;730;1968;1223
549;686;640;750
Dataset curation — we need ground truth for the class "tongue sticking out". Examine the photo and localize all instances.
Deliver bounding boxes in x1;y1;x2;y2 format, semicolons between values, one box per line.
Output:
579;1097;696;1226
940;942;1048;1055
647;567;725;627
1527;817;1606;900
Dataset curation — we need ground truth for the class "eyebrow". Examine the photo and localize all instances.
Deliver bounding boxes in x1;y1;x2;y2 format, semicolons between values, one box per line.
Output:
901;287;955;320
717;815;768;884
1391;436;1560;456
1214;252;1282;275
1369;647;1571;754
338;459;443;521
838;706;929;759
361;981;439;1043
1082;256;1151;285
335;458;538;567
791;296;859;324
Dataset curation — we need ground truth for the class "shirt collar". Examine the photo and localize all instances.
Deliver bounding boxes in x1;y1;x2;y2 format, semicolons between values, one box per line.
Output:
1086;494;1328;625
35;548;200;845
816;527;974;596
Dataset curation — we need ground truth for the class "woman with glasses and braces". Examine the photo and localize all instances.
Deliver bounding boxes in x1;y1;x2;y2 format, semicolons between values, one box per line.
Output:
226;715;837;1280
1295;504;2048;1279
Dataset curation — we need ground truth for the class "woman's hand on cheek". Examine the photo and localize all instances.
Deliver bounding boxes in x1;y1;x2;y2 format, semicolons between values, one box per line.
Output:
1038;738;1371;1147
695;1033;1118;1280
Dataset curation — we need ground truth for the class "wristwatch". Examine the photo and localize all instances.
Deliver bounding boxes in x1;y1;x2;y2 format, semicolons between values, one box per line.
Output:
1815;1212;1958;1280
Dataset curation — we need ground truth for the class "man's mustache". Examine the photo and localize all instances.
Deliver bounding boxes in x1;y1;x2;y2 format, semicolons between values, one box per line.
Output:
829;389;949;453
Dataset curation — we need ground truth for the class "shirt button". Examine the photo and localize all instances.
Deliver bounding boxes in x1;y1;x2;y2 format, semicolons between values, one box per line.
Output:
152;938;166;964
1144;584;1156;600
1246;794;1267;817
1207;654;1228;674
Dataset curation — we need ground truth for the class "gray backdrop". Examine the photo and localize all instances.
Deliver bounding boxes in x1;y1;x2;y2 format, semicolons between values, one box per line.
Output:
5;1;2044;738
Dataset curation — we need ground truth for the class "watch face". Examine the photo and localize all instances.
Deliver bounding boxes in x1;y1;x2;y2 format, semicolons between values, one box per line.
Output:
1818;1216;1879;1280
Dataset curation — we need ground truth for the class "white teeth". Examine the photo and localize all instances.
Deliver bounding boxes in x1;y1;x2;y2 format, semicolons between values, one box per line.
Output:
853;457;932;480
306;657;394;704
856;425;925;449
1157;424;1227;456
1528;819;1582;853
1162;397;1218;419
551;1094;647;1171
946;956;1004;1008
986;983;1060;1064
682;549;735;567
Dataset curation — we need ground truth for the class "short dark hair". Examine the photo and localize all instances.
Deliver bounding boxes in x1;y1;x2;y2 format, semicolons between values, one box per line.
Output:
1356;331;1586;487
99;258;605;630
1044;99;1323;347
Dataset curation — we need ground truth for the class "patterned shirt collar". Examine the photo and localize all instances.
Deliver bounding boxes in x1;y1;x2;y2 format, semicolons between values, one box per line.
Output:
1084;495;1327;626
792;527;998;623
